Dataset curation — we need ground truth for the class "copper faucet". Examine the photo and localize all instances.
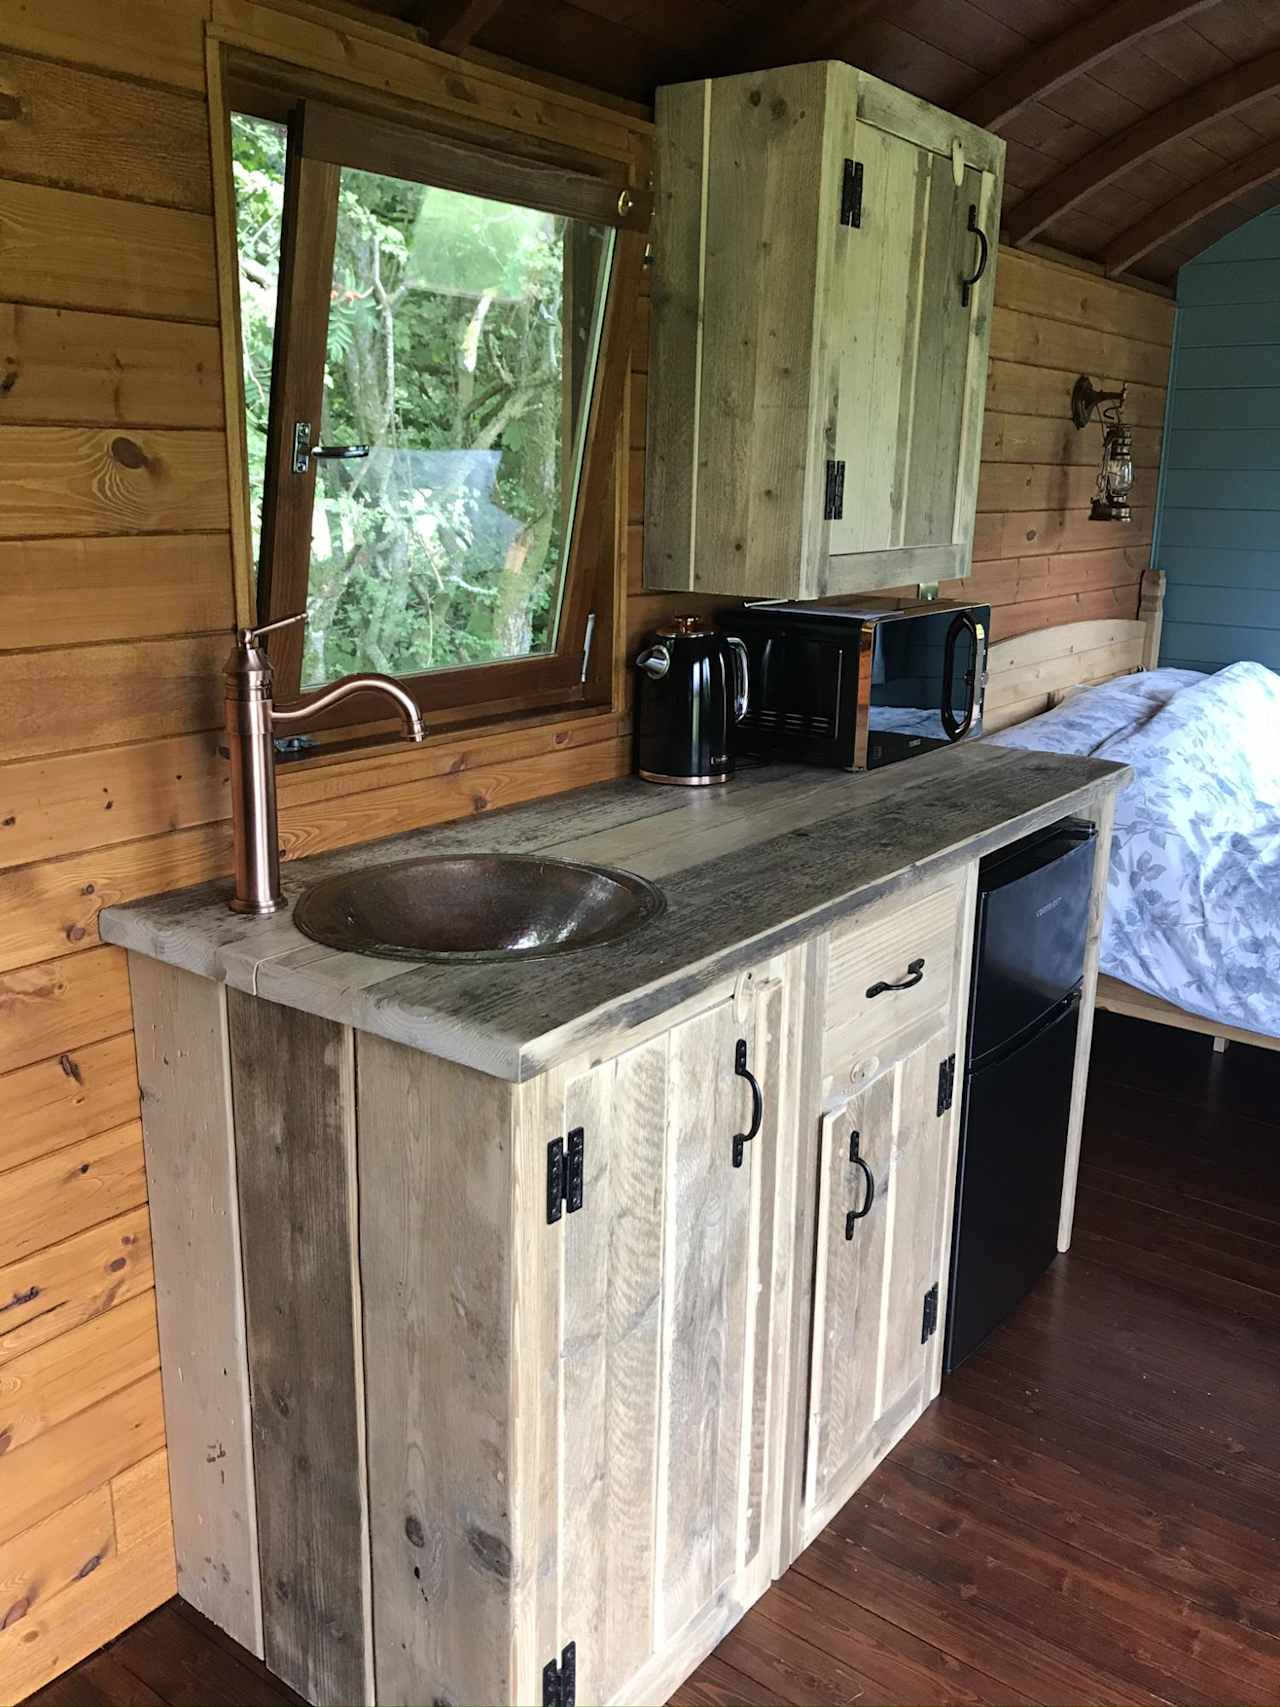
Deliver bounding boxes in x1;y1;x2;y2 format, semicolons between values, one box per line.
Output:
225;612;426;915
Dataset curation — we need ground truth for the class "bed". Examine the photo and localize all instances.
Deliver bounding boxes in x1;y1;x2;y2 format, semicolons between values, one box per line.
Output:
983;570;1280;1056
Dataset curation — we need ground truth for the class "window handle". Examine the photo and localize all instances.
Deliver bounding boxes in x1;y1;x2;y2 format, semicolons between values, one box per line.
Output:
292;420;370;474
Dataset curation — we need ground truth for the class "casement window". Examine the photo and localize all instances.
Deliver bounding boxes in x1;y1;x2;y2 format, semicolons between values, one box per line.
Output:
226;76;646;733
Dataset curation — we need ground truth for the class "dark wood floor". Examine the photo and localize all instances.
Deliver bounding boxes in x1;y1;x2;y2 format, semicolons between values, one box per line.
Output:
29;1012;1280;1707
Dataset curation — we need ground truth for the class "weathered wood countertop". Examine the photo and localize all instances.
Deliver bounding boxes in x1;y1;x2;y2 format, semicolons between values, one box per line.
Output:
101;745;1129;1080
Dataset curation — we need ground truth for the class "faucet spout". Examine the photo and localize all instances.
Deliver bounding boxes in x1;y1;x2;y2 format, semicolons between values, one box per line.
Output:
224;624;428;916
274;673;427;743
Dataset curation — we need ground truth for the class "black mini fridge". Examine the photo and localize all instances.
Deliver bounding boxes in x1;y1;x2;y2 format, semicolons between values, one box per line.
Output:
944;818;1097;1373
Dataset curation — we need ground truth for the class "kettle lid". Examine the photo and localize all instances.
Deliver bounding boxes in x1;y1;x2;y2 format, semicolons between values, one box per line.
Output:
655;614;718;640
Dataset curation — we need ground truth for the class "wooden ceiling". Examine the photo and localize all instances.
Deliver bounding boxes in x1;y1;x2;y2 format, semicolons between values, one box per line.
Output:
346;0;1280;285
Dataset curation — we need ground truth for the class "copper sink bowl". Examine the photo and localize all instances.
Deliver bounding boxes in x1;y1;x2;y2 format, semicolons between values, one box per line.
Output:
292;852;666;963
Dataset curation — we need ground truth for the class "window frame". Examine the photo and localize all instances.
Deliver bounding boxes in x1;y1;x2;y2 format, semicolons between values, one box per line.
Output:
224;64;649;736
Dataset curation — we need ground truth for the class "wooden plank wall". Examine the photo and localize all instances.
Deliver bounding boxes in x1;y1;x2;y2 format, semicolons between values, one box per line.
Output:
0;4;1172;1696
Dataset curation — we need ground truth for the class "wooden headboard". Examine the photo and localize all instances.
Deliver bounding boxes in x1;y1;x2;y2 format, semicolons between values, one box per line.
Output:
983;570;1165;735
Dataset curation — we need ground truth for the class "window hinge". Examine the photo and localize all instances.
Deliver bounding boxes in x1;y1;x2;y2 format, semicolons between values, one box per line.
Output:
543;1641;576;1707
936;1053;956;1116
921;1282;939;1344
546;1129;585;1225
580;611;597;685
840;158;863;228
823;459;846;521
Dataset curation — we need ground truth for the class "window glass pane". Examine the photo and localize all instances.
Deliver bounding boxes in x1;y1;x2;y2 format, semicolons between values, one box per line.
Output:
307;168;613;690
230;113;287;580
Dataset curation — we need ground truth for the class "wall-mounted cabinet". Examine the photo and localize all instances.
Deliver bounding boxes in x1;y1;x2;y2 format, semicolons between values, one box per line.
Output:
645;61;1005;601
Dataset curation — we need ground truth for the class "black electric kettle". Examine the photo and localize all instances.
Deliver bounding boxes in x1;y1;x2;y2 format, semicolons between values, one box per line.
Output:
634;616;750;785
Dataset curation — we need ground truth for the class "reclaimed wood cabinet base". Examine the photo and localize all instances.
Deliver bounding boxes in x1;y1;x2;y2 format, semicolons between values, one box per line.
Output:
131;948;804;1707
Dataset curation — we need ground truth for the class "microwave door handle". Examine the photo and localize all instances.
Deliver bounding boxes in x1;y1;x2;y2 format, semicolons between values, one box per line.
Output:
940;616;960;740
726;635;750;722
940;613;978;742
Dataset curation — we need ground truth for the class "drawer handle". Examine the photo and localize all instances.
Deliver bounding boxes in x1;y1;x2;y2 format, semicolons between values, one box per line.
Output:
844;1130;876;1238
866;957;925;999
731;1037;764;1169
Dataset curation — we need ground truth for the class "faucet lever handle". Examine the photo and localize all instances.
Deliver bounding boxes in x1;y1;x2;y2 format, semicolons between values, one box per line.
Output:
241;610;306;646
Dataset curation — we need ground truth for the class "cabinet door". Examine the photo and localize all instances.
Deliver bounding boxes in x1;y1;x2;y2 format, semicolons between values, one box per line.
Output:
802;1029;951;1538
900;156;997;553
527;966;794;1706
827;137;998;568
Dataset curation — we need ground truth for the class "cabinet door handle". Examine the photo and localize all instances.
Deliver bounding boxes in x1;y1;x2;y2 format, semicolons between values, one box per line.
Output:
960;204;989;307
731;1037;764;1168
865;957;925;999
844;1139;876;1239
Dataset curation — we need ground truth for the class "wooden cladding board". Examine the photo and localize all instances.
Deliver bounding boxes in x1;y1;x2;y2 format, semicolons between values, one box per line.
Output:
227;991;369;1706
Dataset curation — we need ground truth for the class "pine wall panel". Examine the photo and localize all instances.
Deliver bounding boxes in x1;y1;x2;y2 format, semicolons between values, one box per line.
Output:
0;5;1172;1698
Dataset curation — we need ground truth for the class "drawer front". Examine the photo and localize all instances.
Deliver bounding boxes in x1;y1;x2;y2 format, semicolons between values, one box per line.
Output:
823;879;964;1086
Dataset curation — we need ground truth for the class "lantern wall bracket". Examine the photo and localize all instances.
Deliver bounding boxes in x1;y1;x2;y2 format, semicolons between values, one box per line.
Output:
1072;374;1127;430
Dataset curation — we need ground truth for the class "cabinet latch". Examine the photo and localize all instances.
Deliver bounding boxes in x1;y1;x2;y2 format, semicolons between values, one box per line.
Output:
546;1129;585;1224
921;1282;939;1344
543;1641;576;1707
936;1053;957;1116
840;158;863;228
823;459;846;521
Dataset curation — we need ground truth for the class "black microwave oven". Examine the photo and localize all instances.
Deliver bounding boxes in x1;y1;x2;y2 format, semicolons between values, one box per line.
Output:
720;599;990;771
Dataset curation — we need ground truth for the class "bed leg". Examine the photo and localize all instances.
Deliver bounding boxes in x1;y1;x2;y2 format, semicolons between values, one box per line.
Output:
1213;1034;1230;1055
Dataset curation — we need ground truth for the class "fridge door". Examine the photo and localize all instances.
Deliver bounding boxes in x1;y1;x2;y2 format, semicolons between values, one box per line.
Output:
969;823;1095;1062
945;992;1081;1374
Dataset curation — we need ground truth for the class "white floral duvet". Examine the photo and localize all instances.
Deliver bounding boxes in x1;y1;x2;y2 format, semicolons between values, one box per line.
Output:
989;663;1280;1038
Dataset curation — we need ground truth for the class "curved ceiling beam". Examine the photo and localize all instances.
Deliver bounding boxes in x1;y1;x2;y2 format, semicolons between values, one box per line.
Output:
1006;47;1280;248
1104;137;1280;274
960;0;1220;133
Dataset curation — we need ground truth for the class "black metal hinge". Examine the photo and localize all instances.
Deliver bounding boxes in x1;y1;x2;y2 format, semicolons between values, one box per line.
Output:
824;459;846;521
921;1282;939;1344
546;1129;585;1225
936;1053;956;1116
543;1641;576;1707
840;158;863;228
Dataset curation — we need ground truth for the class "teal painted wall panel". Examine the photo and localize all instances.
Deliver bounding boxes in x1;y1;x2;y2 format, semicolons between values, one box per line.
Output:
1161;619;1280;672
1165;429;1280;468
1161;468;1280;509
1153;210;1280;671
1178;258;1280;306
1159;546;1280;589
1167;388;1280;430
1172;345;1280;388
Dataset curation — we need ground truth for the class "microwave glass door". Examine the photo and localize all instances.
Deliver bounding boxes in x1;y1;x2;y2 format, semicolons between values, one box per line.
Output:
867;609;981;765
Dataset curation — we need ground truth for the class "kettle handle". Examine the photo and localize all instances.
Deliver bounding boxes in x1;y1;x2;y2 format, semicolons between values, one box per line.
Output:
636;644;671;680
726;636;750;723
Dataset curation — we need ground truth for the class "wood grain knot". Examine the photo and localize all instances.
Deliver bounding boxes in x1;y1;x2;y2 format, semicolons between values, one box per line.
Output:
0;1598;29;1631
466;1526;512;1581
0;92;22;123
404;1514;426;1549
110;435;149;470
